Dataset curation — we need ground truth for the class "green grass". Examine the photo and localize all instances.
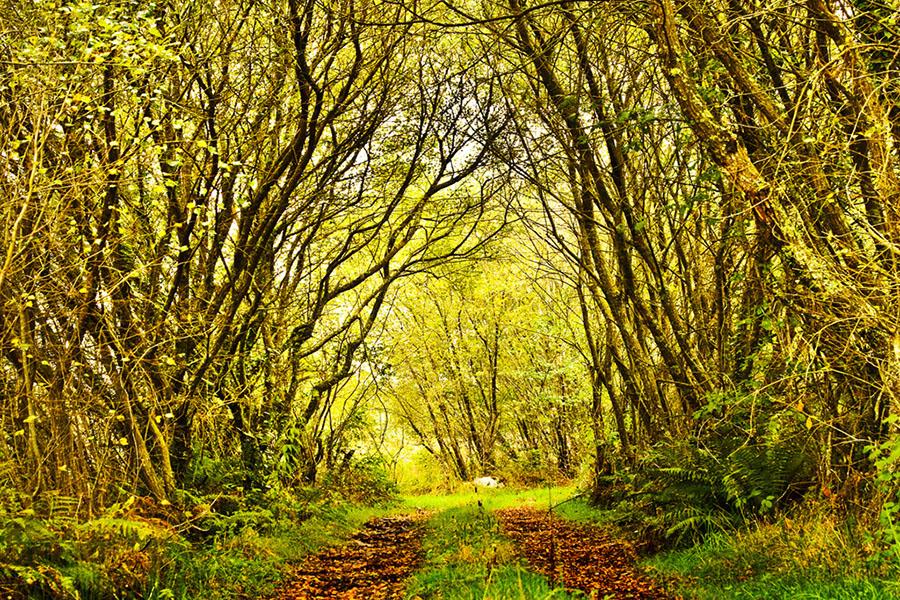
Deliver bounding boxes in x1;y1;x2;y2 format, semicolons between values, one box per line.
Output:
152;488;583;599
269;502;397;558
410;564;584;600
642;515;900;600
406;500;583;599
147;489;584;600
402;485;577;513
543;493;900;599
28;484;892;600
550;495;621;525
145;502;397;600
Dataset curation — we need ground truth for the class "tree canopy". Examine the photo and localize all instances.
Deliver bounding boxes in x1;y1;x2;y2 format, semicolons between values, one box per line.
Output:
1;0;899;549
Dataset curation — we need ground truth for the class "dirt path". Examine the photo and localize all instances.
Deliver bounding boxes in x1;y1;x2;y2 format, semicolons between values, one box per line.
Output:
277;513;427;600
497;507;673;600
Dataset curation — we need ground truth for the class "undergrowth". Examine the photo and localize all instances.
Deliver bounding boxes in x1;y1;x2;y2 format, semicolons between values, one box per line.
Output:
551;495;900;599
0;487;393;600
643;508;900;599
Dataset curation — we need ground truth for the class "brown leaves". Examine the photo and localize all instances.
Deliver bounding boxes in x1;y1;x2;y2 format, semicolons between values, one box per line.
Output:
277;514;427;600
497;507;675;600
275;507;676;599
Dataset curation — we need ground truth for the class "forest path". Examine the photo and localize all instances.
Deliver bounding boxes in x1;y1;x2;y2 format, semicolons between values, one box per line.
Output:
277;512;429;600
496;506;673;599
275;491;672;599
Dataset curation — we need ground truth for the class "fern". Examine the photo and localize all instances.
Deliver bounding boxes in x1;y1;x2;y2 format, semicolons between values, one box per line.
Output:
59;561;103;598
0;562;81;599
663;507;732;543
638;428;812;544
34;492;82;528
78;517;171;545
0;515;74;564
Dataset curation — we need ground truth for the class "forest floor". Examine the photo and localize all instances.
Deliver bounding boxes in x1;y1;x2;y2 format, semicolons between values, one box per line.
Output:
276;512;430;599
276;488;673;599
271;487;900;599
4;485;894;599
496;506;670;599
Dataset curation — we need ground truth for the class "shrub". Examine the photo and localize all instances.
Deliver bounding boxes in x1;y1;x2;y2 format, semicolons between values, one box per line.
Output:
869;426;900;565
323;454;398;504
614;397;817;546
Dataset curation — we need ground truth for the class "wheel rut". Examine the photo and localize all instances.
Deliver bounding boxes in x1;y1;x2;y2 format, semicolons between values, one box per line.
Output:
497;506;674;599
277;513;427;600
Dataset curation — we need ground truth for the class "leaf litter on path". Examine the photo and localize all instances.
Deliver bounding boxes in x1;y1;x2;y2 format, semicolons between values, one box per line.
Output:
497;507;675;599
277;512;428;600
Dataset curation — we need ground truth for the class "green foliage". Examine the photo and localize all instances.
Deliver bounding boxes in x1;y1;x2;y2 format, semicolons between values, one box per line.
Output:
395;449;452;494
183;455;248;494
145;537;282;600
500;447;578;487
868;427;900;565
0;485;394;600
275;424;307;487
195;506;276;539
0;502;165;599
578;405;816;549
630;399;814;545
0;515;74;565
322;454;399;504
56;562;103;599
0;563;83;600
643;508;900;599
637;444;803;543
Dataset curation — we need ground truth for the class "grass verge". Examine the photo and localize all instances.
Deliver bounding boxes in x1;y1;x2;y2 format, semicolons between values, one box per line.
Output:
642;511;900;600
402;485;577;513
547;495;900;600
146;501;395;599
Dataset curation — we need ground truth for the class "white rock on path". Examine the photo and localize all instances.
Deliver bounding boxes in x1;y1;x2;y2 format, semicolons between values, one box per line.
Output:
473;476;504;488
